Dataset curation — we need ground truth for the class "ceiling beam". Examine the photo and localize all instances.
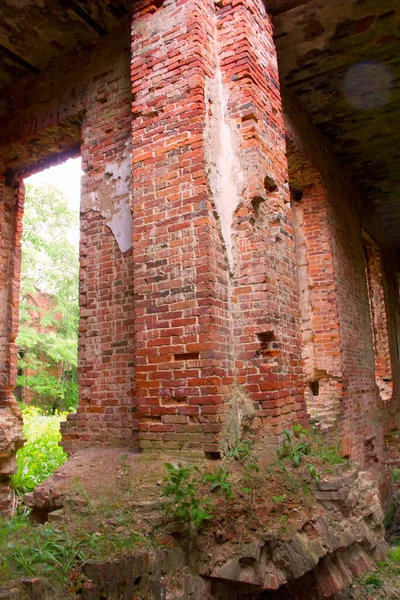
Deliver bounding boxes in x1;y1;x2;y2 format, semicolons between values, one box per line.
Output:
65;0;108;36
0;44;39;74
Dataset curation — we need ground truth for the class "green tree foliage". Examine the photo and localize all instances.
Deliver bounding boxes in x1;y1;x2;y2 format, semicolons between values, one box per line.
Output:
17;182;79;412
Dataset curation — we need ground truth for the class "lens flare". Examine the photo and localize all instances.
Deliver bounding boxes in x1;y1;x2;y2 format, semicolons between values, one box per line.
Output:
342;60;393;110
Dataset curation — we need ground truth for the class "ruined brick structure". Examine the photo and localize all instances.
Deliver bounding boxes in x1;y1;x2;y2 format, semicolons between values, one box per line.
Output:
1;0;400;515
15;290;64;406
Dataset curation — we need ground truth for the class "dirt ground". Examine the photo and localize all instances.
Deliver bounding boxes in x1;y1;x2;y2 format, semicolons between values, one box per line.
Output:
22;444;343;560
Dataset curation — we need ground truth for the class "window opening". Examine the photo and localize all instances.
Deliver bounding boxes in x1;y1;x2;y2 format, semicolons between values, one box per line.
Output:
13;158;82;496
363;231;393;401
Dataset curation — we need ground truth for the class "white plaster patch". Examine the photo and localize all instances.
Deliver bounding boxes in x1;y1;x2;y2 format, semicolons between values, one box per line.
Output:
82;141;133;253
204;68;245;268
104;158;131;199
106;199;133;254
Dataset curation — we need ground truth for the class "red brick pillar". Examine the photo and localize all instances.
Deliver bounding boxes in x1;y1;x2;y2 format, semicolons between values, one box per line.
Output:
0;175;24;515
131;0;232;455
216;0;305;443
60;49;137;450
132;0;305;454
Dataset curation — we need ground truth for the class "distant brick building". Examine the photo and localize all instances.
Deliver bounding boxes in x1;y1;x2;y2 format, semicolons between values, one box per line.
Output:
0;0;399;518
15;290;63;406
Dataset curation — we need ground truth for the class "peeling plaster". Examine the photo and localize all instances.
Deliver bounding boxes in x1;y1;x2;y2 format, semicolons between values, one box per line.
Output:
82;141;133;253
204;68;245;268
106;198;133;253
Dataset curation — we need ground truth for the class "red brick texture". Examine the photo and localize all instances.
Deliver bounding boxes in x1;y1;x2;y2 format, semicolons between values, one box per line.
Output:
61;48;136;449
0;179;24;396
131;0;235;454
131;0;305;454
217;0;305;442
1;0;400;518
283;92;399;493
0;176;24;514
289;146;343;430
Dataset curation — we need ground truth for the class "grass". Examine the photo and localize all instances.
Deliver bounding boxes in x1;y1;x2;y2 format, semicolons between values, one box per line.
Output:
357;539;400;597
0;417;366;595
0;407;154;593
277;425;346;471
392;468;400;484
0;503;152;593
11;405;68;495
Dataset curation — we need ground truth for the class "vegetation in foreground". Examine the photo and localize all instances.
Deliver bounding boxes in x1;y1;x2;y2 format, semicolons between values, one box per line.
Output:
11;405;68;495
2;424;398;598
354;544;400;599
0;510;151;594
1;425;348;593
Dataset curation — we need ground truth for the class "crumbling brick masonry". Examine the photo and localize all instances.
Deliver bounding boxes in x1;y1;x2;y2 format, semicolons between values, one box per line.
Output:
0;0;399;515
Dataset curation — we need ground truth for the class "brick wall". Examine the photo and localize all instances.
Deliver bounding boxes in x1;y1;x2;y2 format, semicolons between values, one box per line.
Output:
0;22;136;454
0;179;23;396
0;176;24;515
289;152;343;431
131;0;233;454
0;28;136;513
363;230;393;402
131;0;305;455
61;47;136;449
0;0;398;512
283;90;399;491
217;0;305;443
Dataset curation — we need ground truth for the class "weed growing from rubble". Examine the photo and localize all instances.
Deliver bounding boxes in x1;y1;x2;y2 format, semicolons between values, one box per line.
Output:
0;508;151;592
0;510;30;581
204;468;234;499
272;494;286;504
228;438;253;463
392;467;400;484
357;545;400;597
387;544;400;563
228;437;261;489
278;514;290;535
361;573;384;590
315;441;346;466
162;463;212;531
71;476;93;515
277;427;312;467
5;524;84;588
118;454;132;496
306;463;320;483
278;463;301;492
277;425;347;473
162;462;236;531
